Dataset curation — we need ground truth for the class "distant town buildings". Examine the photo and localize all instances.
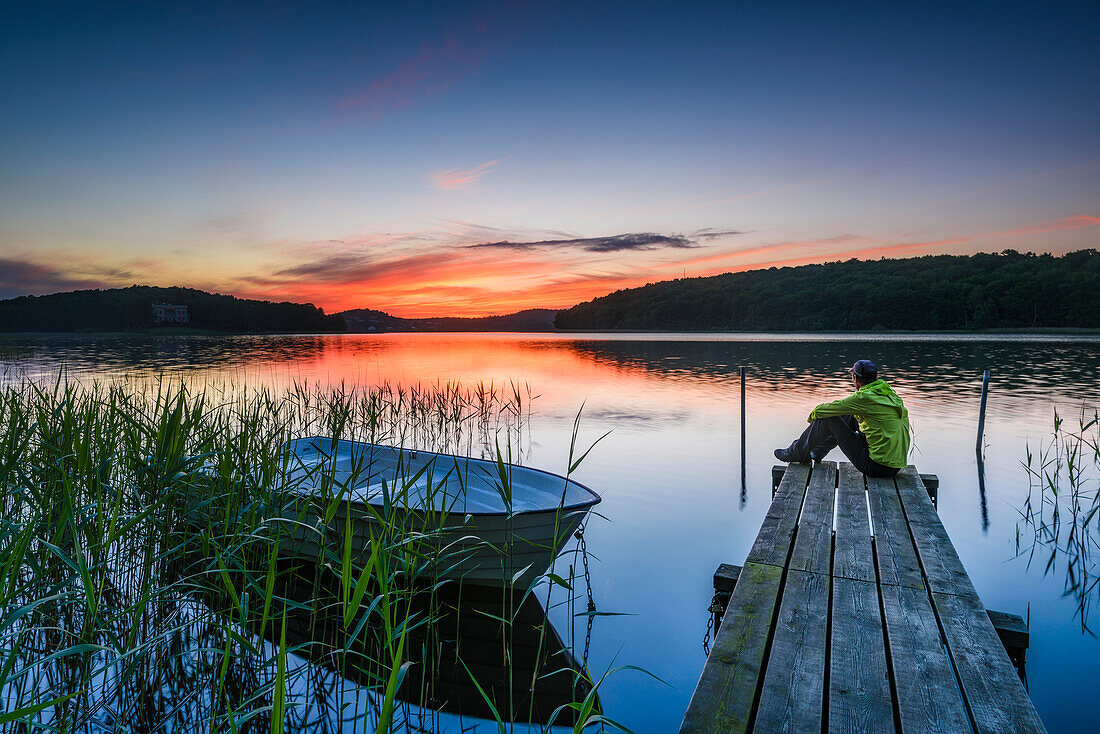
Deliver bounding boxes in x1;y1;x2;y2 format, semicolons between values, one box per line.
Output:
152;302;190;324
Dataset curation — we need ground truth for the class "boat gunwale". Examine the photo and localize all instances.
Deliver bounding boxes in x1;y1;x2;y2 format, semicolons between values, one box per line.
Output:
284;435;603;519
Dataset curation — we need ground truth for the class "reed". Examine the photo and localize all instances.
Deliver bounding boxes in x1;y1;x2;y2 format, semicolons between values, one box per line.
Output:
1016;408;1100;632
0;377;617;732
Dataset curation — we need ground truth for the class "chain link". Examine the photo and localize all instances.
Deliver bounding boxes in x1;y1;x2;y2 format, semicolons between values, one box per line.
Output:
575;526;596;665
703;590;730;656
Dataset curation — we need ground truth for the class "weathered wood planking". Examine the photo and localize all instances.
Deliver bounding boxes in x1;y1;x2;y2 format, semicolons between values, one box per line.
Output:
685;462;1046;734
683;464;812;733
746;462;810;568
789;461;837;575
866;475;925;590
829;577;894;734
834;463;875;583
895;470;1044;733
932;591;1046;733
879;582;971;733
893;467;977;598
680;562;784;733
754;568;831;733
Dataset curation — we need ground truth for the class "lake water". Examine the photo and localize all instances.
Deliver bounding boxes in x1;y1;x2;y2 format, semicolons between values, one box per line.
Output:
3;332;1099;732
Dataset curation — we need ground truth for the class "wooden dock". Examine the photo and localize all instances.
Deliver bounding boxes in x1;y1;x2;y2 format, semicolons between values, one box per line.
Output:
681;461;1045;734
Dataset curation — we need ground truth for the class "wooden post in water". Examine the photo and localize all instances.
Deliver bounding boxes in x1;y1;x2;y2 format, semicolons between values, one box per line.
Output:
975;369;990;454
740;366;747;503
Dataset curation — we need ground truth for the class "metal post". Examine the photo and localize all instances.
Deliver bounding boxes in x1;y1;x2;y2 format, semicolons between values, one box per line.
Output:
740;366;747;503
976;369;990;454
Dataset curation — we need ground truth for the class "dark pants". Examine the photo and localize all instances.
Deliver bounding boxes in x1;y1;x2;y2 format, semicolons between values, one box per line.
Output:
785;415;899;478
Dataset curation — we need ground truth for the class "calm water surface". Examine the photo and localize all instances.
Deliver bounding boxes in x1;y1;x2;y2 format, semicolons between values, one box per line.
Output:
3;332;1098;732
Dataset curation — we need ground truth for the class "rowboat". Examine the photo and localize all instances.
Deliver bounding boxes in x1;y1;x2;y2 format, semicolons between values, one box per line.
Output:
271;437;601;587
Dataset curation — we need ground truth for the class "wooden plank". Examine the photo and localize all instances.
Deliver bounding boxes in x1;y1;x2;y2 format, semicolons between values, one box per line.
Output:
789;461;837;575
932;592;1046;733
829;577;894;734
834;463;875;582
746;463;810;568
879;583;971;734
866;475;924;590
754;569;830;733
894;467;976;598
680;562;784;734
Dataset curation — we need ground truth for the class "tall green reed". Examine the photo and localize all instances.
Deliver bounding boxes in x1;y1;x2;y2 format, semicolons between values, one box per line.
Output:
0;377;605;732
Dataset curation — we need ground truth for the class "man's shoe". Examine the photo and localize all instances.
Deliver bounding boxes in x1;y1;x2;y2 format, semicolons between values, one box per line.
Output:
810;450;825;464
774;448;796;463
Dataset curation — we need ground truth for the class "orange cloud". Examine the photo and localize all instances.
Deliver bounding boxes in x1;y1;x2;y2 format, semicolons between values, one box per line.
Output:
235;244;572;317
232;231;980;317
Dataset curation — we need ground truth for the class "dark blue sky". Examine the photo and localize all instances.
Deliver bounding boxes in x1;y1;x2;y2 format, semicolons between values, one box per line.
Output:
2;1;1097;314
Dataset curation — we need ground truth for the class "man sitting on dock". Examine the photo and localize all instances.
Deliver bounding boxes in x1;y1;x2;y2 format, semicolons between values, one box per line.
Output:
774;359;910;477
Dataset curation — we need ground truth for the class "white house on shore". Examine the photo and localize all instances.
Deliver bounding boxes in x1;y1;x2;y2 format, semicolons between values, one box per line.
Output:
152;302;190;324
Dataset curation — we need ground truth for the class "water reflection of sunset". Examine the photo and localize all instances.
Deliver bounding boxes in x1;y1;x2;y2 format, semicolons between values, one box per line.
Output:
9;333;1098;423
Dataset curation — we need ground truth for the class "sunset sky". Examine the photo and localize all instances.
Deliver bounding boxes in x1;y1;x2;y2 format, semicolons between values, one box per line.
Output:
1;1;1098;316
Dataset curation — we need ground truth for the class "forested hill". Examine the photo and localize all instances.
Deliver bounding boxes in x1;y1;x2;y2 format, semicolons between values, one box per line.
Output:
0;286;346;333
554;250;1100;331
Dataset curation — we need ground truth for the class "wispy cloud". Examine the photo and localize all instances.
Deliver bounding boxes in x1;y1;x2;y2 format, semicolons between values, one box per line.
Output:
190;211;269;241
693;228;745;240
427;158;509;190
339;36;489;115
991;214;1100;237
0;257;136;300
465;232;699;253
666;234;869;270
270;249;466;285
334;4;536;119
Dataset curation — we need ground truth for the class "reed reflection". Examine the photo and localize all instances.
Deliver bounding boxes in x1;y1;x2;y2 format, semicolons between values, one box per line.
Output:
1016;410;1100;632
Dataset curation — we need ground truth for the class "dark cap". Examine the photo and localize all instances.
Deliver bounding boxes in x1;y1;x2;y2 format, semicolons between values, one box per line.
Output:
847;360;878;379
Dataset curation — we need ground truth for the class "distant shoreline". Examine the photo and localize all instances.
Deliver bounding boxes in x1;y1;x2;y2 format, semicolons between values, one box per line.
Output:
549;327;1100;335
3;327;1100;337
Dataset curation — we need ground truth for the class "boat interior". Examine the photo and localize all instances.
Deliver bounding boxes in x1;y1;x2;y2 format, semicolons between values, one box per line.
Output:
280;437;599;515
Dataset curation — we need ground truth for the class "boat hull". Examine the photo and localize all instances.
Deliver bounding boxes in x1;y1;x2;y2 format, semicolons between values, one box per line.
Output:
275;500;589;587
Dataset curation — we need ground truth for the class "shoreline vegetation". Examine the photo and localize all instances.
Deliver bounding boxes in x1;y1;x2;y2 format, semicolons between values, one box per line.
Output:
1;251;1098;335
0;378;623;731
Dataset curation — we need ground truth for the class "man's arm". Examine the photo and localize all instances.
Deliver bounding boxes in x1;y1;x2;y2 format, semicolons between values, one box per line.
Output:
807;393;867;422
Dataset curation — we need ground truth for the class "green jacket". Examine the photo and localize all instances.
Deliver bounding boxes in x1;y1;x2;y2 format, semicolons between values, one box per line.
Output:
808;379;911;468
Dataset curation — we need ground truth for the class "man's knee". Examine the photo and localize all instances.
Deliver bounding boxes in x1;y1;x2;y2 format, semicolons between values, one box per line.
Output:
820;415;855;433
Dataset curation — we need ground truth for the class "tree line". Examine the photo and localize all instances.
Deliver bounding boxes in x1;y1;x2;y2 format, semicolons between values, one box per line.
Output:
554;250;1100;331
0;286;346;333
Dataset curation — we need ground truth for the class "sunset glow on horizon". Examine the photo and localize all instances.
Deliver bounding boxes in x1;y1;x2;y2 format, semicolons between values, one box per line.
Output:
2;2;1098;317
